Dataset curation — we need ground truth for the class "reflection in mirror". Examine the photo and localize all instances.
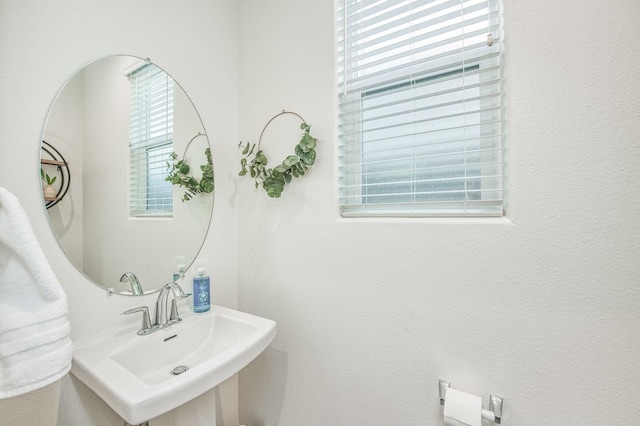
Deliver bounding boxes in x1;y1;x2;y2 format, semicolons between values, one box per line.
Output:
41;55;213;295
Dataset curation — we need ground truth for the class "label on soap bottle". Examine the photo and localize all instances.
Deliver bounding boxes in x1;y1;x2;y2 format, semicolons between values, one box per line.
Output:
193;275;210;313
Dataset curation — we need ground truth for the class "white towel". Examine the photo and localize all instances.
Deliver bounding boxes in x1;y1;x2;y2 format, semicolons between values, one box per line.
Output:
0;187;72;398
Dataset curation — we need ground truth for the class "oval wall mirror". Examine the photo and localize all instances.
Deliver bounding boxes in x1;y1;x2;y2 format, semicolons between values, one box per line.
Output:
41;55;214;295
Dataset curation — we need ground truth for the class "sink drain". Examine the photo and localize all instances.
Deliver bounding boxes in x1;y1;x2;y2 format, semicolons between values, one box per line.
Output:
171;365;189;375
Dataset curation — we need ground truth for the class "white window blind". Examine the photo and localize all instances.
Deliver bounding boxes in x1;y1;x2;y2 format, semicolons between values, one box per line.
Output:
338;0;504;217
128;64;174;216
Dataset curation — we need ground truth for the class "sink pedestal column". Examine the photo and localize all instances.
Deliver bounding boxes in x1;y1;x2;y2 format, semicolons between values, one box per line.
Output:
147;388;217;426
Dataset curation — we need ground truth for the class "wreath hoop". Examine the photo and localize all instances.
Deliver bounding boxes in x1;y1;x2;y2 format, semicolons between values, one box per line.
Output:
238;110;317;198
166;132;214;202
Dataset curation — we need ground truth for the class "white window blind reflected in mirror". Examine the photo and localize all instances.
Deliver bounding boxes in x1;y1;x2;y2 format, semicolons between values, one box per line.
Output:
337;0;504;217
128;63;174;217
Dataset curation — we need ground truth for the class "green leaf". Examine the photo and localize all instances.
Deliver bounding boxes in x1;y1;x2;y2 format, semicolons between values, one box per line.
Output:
200;181;214;193
283;155;300;166
256;152;268;165
305;138;317;150
178;162;190;174
305;151;316;165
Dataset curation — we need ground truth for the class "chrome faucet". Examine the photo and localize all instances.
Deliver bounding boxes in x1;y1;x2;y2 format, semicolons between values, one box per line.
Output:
120;272;144;295
154;282;191;326
122;282;191;335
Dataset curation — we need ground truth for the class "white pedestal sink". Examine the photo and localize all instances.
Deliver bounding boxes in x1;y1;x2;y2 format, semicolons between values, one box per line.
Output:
71;305;276;425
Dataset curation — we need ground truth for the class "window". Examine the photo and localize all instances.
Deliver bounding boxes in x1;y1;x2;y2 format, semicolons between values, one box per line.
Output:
337;0;504;217
128;63;174;216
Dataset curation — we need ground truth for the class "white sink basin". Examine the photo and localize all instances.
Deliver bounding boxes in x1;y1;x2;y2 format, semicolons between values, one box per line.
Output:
71;305;276;425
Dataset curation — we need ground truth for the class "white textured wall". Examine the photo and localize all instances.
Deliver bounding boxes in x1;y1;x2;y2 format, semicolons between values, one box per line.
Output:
237;1;640;425
0;0;238;424
2;0;640;425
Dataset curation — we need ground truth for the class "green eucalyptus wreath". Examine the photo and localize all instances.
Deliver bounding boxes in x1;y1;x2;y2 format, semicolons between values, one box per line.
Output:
166;133;214;202
238;112;317;198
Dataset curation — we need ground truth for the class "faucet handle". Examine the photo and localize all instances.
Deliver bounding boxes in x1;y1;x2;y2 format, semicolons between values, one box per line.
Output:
169;293;192;324
122;306;154;335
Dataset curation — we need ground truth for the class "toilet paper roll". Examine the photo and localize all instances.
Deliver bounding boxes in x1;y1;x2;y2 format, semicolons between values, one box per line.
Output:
443;388;483;426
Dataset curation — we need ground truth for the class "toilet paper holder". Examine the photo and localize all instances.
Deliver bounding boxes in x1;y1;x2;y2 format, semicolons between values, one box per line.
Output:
439;379;503;424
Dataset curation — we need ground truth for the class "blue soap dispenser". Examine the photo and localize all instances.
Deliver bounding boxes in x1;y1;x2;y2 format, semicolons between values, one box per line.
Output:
193;266;210;313
173;255;186;283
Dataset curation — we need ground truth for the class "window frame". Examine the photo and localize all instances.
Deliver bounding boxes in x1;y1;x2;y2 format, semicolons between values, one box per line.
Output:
337;0;504;218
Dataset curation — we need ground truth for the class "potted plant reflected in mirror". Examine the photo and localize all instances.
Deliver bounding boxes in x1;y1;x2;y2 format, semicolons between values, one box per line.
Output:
41;169;57;199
